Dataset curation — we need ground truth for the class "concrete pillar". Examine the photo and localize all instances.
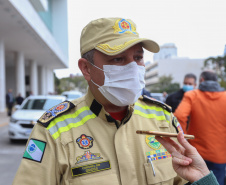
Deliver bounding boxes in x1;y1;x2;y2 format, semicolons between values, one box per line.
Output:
16;52;25;97
0;40;6;112
30;60;38;95
40;66;46;95
46;68;54;94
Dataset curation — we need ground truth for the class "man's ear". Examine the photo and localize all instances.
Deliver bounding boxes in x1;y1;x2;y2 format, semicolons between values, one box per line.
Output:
78;58;91;81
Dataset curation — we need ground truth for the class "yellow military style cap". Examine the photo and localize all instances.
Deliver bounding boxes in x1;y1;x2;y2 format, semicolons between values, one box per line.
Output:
80;17;160;56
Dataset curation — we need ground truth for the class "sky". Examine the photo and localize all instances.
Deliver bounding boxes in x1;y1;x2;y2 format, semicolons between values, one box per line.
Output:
55;0;226;78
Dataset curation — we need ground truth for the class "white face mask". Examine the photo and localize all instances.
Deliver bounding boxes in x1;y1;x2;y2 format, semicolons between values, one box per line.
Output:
91;61;145;106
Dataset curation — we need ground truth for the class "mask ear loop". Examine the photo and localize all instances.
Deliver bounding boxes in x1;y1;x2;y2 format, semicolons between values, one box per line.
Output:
91;79;101;88
89;62;105;72
89;62;105;88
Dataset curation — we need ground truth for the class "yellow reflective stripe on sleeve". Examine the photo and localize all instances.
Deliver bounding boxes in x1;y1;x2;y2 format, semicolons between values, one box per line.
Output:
47;106;90;130
134;109;167;121
47;106;96;140
135;103;170;115
134;102;170;123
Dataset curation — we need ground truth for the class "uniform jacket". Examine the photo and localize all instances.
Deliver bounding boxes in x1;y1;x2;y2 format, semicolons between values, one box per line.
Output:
174;81;226;164
13;89;187;185
165;89;184;113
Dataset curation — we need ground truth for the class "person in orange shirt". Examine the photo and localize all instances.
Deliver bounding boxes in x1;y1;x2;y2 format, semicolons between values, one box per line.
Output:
174;71;226;185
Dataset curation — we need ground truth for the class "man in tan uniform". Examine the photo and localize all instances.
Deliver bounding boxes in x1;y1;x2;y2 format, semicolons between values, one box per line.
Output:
13;18;187;185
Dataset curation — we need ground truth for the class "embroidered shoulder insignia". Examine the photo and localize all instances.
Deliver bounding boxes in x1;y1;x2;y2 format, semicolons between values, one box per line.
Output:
142;95;172;113
172;117;184;133
37;101;75;127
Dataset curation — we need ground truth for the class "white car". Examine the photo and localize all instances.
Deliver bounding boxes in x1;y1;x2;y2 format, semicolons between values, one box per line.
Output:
61;91;83;101
9;95;66;141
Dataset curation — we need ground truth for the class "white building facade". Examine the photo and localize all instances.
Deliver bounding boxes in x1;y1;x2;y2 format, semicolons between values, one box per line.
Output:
0;0;68;112
153;43;177;61
145;43;205;91
224;45;226;56
145;58;205;90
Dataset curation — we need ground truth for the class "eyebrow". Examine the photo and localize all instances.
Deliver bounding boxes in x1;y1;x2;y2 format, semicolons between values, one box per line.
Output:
136;50;144;54
119;49;144;55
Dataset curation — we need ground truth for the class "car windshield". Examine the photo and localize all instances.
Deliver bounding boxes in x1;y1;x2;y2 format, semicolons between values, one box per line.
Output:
21;99;62;110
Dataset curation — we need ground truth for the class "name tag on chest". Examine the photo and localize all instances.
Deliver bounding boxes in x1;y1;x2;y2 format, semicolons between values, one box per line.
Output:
72;160;111;177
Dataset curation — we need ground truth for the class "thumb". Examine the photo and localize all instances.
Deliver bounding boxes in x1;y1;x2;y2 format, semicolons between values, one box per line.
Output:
177;131;195;152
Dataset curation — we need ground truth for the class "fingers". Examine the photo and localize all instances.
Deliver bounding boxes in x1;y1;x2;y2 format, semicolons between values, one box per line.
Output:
172;155;190;166
177;131;197;153
171;150;192;165
155;136;174;153
164;137;185;154
155;136;183;154
155;135;192;164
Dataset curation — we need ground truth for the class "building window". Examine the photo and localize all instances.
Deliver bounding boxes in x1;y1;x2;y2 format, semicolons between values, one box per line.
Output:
25;75;30;85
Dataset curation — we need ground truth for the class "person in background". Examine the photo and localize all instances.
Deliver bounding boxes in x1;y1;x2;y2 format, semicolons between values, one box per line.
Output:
29;91;33;96
174;71;226;185
166;73;197;112
155;131;219;185
162;91;168;102
16;93;24;105
6;89;14;116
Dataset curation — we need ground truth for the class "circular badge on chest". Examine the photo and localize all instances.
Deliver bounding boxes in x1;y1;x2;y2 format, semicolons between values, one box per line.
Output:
145;132;162;150
76;134;94;149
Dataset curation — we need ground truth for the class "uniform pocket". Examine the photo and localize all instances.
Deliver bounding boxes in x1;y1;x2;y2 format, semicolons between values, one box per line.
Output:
158;121;169;128
69;171;119;185
144;158;177;185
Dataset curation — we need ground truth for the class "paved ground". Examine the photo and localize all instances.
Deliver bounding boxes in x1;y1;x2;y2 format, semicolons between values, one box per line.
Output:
0;111;27;185
0;111;10;126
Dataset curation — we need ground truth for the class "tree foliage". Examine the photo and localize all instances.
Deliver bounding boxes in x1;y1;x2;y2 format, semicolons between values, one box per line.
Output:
54;74;88;94
150;75;180;94
204;55;226;88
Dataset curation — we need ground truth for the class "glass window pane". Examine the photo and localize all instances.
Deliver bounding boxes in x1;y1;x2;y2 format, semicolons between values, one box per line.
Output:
22;99;46;110
43;99;63;110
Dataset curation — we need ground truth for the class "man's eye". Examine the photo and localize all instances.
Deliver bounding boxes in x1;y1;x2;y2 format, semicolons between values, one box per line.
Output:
113;58;123;62
135;56;143;61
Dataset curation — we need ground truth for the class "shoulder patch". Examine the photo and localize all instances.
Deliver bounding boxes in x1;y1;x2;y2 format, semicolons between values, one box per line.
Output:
142;95;172;113
172;117;184;133
37;101;75;127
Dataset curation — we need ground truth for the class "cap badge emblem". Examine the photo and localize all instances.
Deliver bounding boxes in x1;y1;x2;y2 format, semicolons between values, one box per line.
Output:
113;19;137;35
